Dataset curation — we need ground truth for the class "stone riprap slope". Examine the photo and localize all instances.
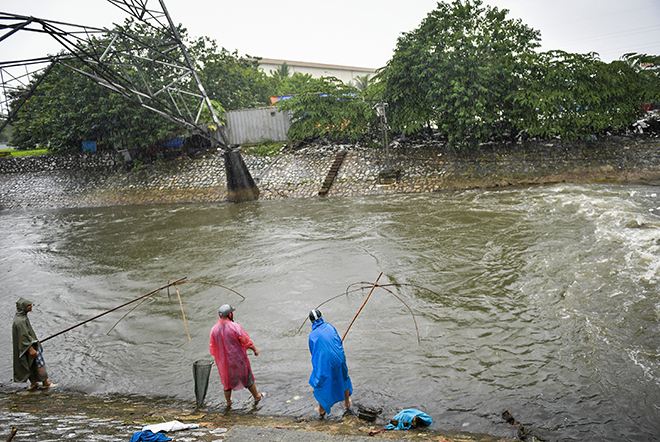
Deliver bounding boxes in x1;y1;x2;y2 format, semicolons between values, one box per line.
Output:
1;136;660;210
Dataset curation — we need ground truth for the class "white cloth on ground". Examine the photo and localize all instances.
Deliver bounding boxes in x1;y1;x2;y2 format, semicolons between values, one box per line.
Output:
142;420;200;433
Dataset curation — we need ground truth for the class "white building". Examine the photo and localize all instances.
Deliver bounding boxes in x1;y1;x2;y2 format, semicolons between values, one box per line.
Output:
256;58;377;85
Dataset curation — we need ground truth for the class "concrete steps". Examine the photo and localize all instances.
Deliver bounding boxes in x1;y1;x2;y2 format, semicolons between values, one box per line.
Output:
318;151;347;196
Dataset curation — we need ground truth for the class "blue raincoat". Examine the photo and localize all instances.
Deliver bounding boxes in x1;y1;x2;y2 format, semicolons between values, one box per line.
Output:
308;318;353;414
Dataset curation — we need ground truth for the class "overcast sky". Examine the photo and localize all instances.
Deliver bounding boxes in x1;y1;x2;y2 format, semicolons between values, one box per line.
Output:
1;0;659;69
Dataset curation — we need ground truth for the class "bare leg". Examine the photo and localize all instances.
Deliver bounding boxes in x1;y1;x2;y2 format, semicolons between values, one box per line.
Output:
248;384;263;401
344;389;351;408
28;373;40;390
224;390;232;407
318;404;326;417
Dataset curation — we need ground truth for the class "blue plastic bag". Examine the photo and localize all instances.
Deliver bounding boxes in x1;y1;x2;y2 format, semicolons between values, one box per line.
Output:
129;430;172;442
384;408;433;430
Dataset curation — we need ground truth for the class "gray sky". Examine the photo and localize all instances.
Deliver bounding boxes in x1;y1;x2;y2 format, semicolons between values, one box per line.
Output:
1;0;659;69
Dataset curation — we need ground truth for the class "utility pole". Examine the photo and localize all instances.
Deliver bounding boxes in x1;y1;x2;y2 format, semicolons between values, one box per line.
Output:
374;101;399;185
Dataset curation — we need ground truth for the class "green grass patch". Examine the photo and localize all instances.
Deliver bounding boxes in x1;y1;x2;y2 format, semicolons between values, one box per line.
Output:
0;148;50;157
241;140;285;157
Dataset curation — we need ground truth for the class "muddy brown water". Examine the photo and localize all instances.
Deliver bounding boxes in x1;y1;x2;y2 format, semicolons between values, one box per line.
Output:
1;185;660;441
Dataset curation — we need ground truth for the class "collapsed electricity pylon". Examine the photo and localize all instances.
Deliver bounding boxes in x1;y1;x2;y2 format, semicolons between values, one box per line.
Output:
0;0;259;202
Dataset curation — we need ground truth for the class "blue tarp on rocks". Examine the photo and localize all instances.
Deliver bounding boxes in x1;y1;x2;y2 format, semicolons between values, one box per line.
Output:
164;137;185;147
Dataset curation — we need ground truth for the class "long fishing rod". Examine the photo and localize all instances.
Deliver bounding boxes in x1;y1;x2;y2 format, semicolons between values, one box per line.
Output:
356;282;420;343
298;277;423;343
341;272;382;342
296;286;371;333
107;279;246;336
347;282;442;299
41;277;187;343
172;280;246;300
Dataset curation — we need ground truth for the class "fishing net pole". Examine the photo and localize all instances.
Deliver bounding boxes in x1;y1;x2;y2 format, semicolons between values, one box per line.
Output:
106;279;246;337
298;274;440;343
41;277;187;343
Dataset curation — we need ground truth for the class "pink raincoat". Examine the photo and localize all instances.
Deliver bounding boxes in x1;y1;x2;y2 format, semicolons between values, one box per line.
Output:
209;317;255;391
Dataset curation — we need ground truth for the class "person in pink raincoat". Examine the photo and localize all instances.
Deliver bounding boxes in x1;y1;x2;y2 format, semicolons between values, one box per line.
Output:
209;304;264;406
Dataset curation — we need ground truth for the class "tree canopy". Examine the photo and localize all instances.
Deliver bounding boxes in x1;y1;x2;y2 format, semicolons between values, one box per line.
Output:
8;1;659;153
514;51;645;140
373;0;656;146
9;58;179;152
378;0;541;146
9;20;275;152
193;39;273;111
276;77;375;143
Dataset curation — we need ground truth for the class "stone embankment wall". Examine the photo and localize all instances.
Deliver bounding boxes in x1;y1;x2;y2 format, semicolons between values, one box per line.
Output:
1;136;660;210
0;151;121;174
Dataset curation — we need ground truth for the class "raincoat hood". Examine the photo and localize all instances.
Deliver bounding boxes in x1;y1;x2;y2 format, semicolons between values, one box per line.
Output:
311;317;325;330
15;298;33;315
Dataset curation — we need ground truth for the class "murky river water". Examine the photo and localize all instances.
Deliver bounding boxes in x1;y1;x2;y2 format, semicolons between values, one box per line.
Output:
1;184;659;441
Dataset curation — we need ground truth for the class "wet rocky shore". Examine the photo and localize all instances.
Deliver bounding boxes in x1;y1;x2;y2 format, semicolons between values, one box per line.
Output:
1;135;660;210
0;387;512;442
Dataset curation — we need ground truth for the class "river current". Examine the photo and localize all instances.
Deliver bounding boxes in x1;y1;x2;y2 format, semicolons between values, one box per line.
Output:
1;184;659;441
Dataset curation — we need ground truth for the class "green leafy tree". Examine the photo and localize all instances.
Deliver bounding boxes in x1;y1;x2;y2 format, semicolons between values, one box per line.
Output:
270;62;291;80
198;99;226;129
514;51;645;140
276;76;374;142
378;0;541;146
9;20;276;152
353;74;371;91
621;53;660;105
271;72;326;96
9;57;178;152
194;40;273;110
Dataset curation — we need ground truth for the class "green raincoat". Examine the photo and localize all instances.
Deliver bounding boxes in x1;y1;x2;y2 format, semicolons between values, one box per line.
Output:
12;297;46;383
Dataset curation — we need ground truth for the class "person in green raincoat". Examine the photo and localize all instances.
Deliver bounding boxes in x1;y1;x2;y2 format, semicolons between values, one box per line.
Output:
12;298;53;390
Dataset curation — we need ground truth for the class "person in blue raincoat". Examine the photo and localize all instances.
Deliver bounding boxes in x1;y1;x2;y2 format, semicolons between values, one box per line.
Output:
308;309;353;416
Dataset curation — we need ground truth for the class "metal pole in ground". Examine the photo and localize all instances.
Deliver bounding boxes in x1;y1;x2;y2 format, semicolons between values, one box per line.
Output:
374;102;398;185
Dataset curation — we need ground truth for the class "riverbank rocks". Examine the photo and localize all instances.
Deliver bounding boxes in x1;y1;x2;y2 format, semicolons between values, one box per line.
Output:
0;151;121;174
1;136;660;210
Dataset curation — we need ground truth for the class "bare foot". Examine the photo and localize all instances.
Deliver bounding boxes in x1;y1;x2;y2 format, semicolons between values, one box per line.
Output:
42;381;52;388
28;383;39;390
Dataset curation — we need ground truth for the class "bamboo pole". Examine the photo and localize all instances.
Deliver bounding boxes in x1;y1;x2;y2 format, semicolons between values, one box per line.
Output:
173;282;191;341
41;277;187;343
298;279;426;342
296;287;367;333
6;427;17;442
108;279;244;336
341;272;383;342
106;288;161;335
174;280;246;300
